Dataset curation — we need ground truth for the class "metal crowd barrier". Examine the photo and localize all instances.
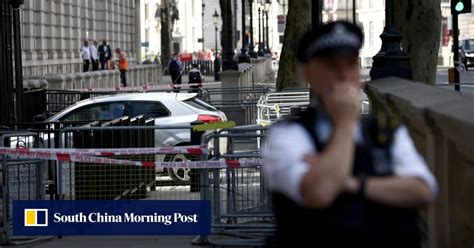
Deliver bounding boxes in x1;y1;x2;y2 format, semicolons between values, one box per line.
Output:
181;60;215;76
206;86;273;126
257;88;371;126
56;122;202;201
0;131;54;245
257;90;310;126
193;125;274;246
1;120;272;246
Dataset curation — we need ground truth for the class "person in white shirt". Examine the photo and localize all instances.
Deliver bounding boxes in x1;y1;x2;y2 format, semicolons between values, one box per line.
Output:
262;21;437;248
90;40;99;71
81;41;91;72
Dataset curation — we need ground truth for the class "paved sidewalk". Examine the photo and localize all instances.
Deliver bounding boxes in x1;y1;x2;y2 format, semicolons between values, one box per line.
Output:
12;236;202;248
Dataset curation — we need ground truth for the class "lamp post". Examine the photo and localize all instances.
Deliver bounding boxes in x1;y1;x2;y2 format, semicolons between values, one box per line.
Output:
11;0;24;122
248;0;257;58
264;0;271;54
257;6;264;56
370;0;412;80
238;0;251;63
222;0;239;71
202;3;205;51
213;9;221;80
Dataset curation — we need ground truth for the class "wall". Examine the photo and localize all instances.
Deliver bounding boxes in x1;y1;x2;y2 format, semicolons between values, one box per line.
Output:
38;65;162;90
20;0;140;77
366;77;474;248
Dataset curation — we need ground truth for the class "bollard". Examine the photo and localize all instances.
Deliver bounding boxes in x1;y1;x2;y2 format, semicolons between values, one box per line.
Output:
190;121;205;193
214;58;221;81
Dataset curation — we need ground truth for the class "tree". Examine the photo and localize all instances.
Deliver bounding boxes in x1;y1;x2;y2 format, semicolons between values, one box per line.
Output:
276;0;311;91
395;0;441;85
160;0;176;67
160;0;172;67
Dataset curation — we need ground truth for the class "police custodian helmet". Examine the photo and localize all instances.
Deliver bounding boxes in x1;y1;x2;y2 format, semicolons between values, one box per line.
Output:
297;21;364;63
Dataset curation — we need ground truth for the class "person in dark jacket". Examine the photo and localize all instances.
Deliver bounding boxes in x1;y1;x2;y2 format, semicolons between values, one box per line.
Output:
167;52;183;92
98;40;112;70
262;21;437;248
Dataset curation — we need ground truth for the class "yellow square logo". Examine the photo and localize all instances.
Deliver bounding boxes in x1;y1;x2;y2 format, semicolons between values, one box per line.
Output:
24;209;48;227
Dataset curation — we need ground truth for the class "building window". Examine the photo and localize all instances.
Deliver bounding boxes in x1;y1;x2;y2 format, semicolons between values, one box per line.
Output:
192;27;196;48
192;0;195;17
369;21;374;47
369;0;373;9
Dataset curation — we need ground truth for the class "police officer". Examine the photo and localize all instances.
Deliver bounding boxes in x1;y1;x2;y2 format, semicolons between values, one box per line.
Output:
262;21;437;248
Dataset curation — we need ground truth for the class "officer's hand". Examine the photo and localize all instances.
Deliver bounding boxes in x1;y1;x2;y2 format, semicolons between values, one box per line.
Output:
344;176;359;194
322;82;361;126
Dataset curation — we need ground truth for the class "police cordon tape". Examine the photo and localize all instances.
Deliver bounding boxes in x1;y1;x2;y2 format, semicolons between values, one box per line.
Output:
0;147;263;169
0;146;208;157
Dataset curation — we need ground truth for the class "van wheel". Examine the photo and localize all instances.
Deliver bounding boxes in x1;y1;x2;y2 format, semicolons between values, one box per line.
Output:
164;154;191;183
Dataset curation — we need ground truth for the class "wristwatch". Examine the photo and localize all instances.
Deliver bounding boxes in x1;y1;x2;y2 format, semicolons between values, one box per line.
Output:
357;174;368;197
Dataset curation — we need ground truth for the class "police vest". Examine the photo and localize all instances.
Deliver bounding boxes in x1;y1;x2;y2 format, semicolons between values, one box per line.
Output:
271;107;421;248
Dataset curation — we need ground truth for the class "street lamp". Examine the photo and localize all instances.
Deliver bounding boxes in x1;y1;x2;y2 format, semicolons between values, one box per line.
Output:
248;0;257;58
11;0;25;122
213;9;219;54
238;0;251;63
213;9;221;80
222;0;239;71
370;0;412;80
264;0;271;54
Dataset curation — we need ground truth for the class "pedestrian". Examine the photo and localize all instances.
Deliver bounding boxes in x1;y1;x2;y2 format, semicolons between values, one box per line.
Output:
167;52;183;92
115;48;129;87
154;54;160;65
90;40;99;71
188;63;203;93
81;40;91;72
262;21;437;248
98;40;112;70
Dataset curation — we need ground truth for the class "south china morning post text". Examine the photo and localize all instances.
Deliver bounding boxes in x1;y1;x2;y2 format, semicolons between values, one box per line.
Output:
13;200;211;236
53;212;199;225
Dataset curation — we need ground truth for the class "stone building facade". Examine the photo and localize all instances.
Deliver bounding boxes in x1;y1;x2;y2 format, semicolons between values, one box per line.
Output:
20;0;141;78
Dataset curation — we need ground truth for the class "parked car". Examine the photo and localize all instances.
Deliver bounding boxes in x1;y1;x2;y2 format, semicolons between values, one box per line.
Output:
45;92;227;183
460;39;474;70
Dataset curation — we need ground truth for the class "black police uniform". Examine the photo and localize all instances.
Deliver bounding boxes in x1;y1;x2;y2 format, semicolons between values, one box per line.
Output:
271;106;421;247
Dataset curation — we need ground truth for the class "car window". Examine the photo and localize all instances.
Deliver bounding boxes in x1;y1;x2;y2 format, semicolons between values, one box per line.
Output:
464;40;474;50
184;98;217;112
61;102;125;121
128;101;170;119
